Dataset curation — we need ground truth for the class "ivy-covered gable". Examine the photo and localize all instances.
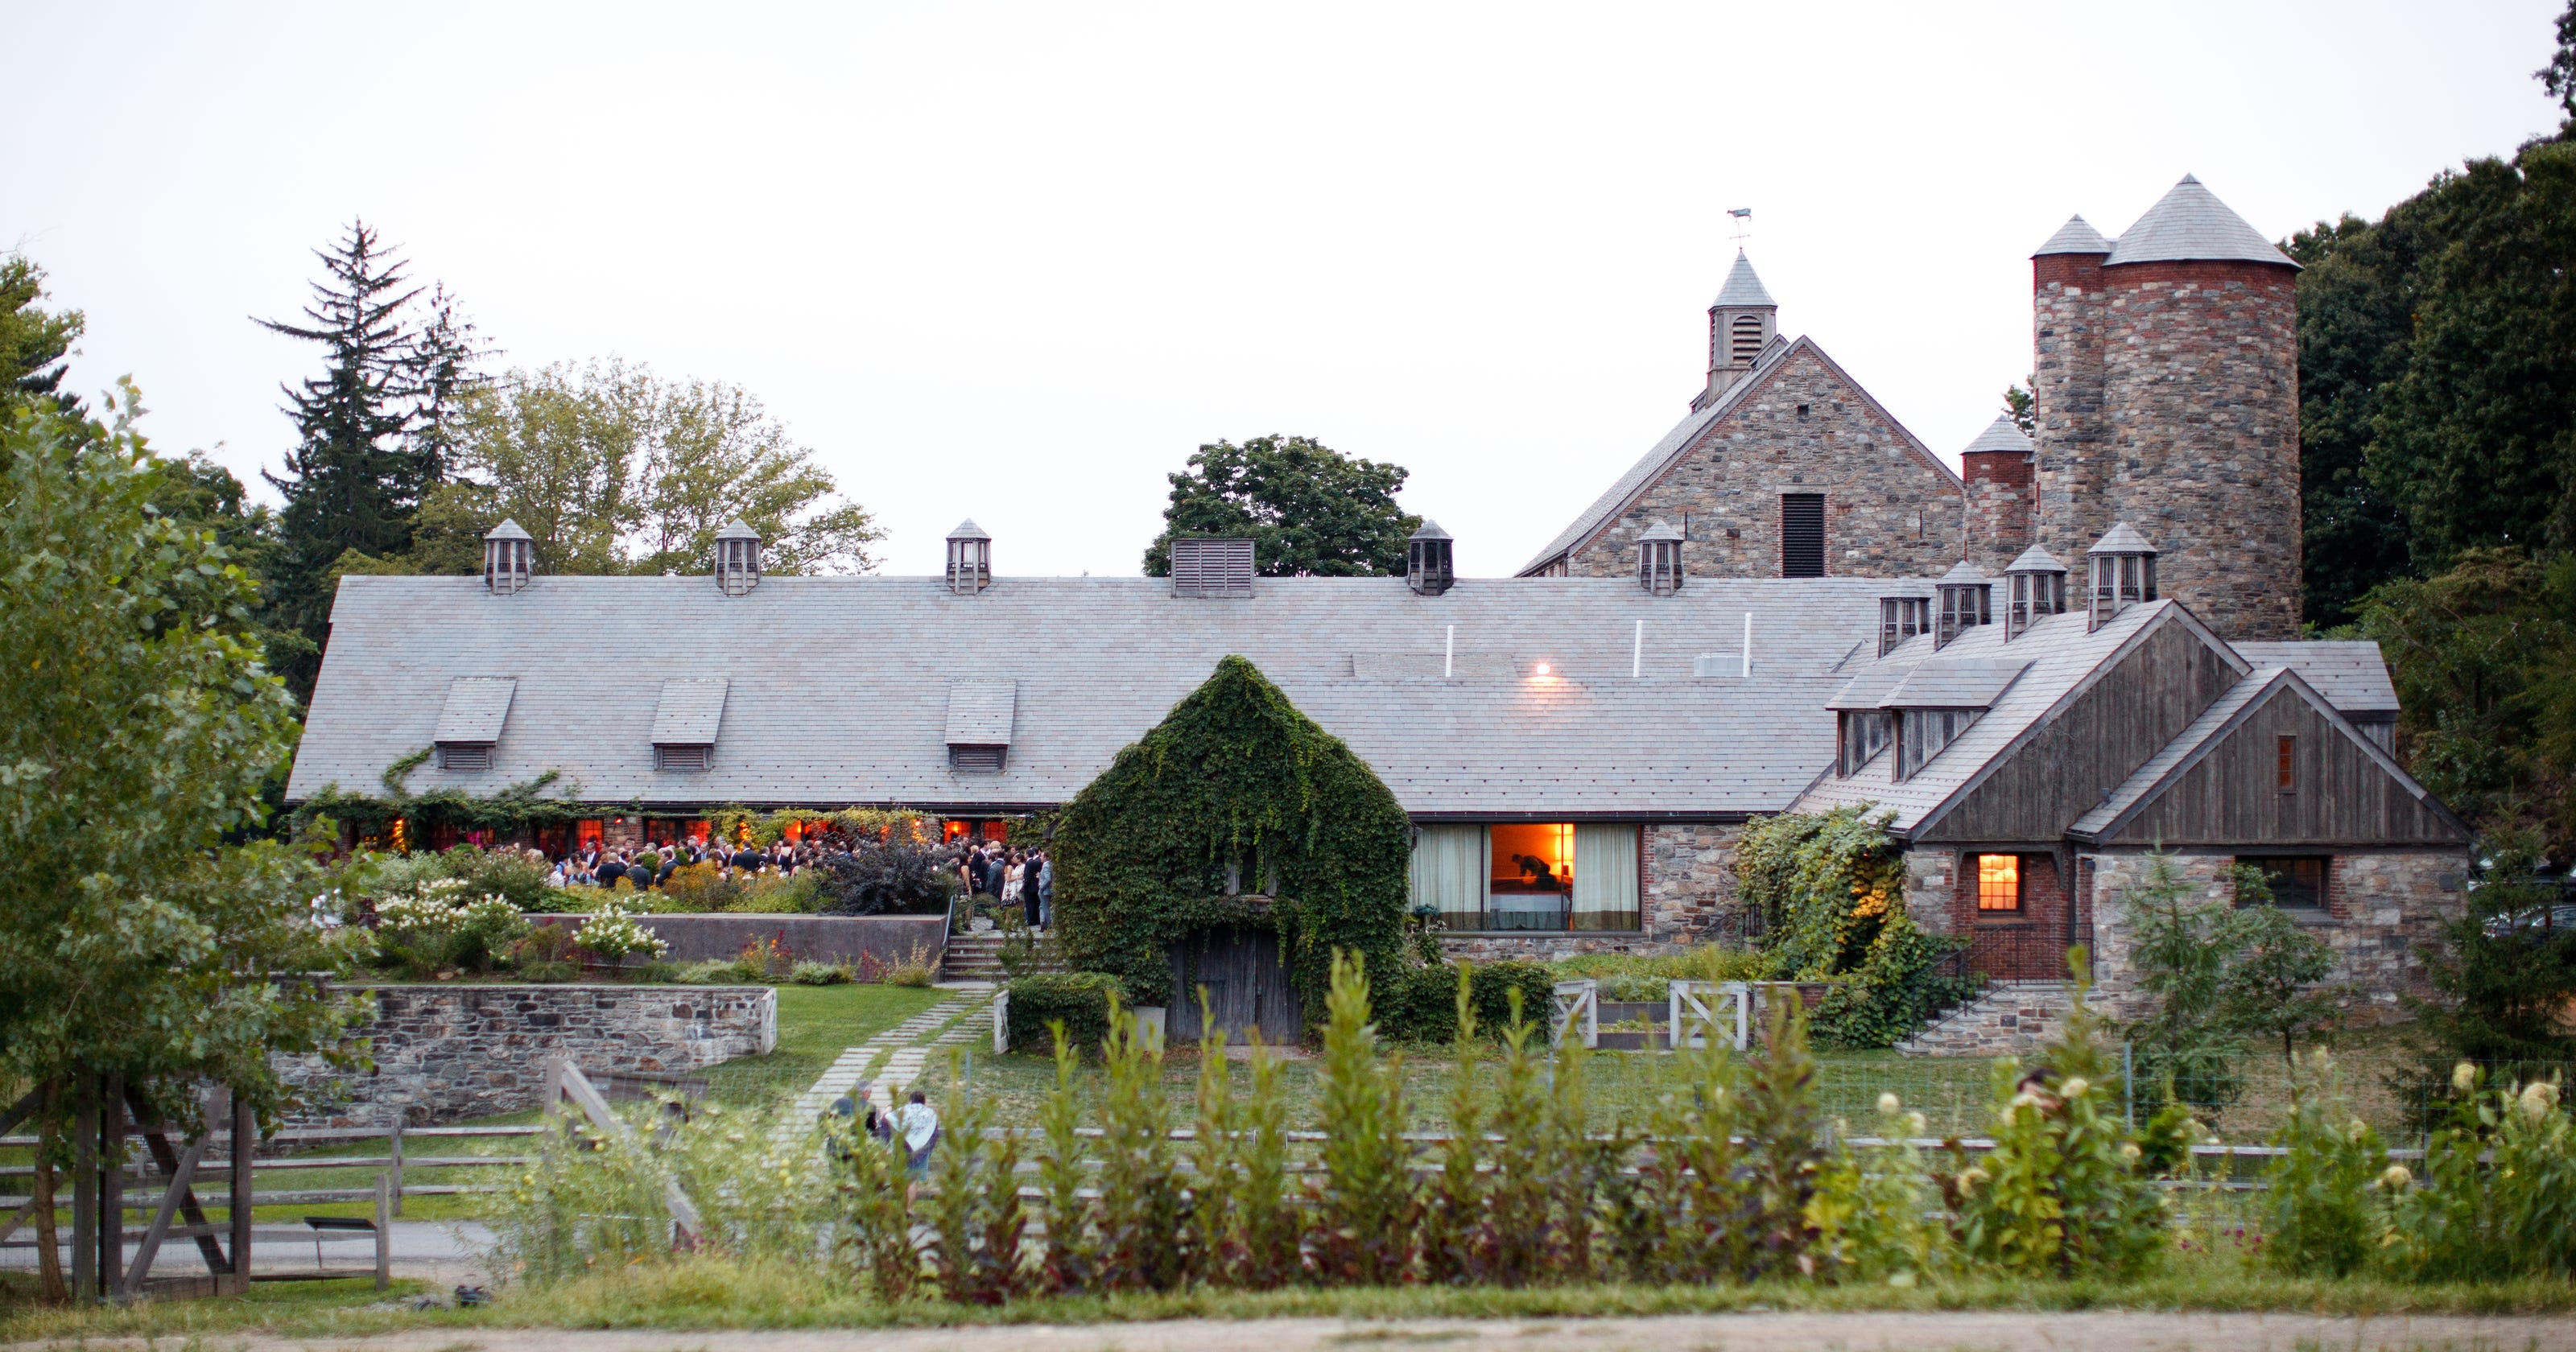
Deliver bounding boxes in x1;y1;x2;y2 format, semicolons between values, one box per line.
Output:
1052;654;1410;1016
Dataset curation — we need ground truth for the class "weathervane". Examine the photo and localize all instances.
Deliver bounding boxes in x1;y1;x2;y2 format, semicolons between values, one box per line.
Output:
1727;206;1752;246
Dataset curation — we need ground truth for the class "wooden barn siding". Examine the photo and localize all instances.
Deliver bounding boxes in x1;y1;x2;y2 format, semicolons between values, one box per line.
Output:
1920;621;2240;843
2102;685;2463;847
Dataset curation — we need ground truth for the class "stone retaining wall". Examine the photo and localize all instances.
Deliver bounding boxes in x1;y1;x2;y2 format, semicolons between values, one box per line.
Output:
277;983;777;1127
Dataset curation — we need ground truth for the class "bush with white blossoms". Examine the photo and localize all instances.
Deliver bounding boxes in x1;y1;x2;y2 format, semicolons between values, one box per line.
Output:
573;901;669;964
369;879;531;974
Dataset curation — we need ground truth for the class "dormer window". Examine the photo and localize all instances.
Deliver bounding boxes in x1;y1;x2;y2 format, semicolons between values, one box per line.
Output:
432;676;515;777
1878;596;1929;656
1836;710;1892;776
2002;544;2070;640
1636;520;1684;596
1895;708;1982;780
2086;523;2158;630
1934;561;1991;650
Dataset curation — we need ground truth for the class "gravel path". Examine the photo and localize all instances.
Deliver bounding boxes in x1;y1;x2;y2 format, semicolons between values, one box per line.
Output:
27;1311;2576;1352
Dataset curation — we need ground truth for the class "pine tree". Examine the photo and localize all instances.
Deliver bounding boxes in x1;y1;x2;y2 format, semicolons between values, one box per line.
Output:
258;221;478;696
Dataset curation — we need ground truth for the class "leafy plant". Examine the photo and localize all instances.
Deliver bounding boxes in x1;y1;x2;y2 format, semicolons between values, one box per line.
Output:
817;836;961;916
1808;1092;1948;1285
1091;997;1185;1292
1307;950;1418;1284
927;1052;1030;1304
2383;1065;2576;1280
1732;808;1962;1048
1735;993;1828;1277
1006;972;1127;1055
1417;968;1488;1285
574;901;670;964
2260;1051;2388;1278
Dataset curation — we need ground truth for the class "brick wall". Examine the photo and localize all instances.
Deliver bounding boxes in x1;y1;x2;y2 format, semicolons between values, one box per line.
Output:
276;983;778;1127
1563;347;1961;579
1961;449;2034;573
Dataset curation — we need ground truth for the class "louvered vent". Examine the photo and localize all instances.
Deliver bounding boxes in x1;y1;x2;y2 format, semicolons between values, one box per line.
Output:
655;745;708;772
949;744;1005;773
1780;494;1825;578
1730;313;1765;365
1170;538;1255;598
439;744;492;773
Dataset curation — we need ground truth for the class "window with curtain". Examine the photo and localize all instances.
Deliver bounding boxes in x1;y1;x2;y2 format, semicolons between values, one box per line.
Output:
1407;824;1484;929
1571;824;1641;930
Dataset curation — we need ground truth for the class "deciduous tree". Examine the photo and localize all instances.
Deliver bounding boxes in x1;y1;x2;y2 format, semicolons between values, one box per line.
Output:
1142;435;1417;578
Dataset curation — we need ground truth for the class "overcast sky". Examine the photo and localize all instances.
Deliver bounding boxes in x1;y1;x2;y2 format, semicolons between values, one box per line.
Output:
9;2;2566;579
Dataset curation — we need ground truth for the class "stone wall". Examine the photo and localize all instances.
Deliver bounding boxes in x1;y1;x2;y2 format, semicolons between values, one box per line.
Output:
2033;256;2301;641
1562;345;1962;579
1439;822;1743;962
277;983;778;1127
1961;447;2034;574
2083;849;2464;1023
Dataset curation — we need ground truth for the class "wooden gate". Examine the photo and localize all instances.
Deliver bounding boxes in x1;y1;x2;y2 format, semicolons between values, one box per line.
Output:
1167;926;1302;1041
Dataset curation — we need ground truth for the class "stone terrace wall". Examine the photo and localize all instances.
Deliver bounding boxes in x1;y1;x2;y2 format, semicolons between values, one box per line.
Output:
278;984;777;1127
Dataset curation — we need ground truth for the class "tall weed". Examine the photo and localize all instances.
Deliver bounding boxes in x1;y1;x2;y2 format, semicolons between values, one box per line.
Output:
2260;1051;2387;1278
1735;993;1828;1277
1807;1093;1948;1285
1309;950;1418;1284
1092;996;1186;1291
1418;968;1489;1284
2384;1066;2576;1279
1034;1024;1099;1293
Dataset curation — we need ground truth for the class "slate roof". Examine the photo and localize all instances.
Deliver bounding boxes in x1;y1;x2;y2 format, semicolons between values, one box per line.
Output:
1519;335;1960;574
2004;544;2068;575
1713;251;1776;307
2066;666;2452;843
2231;641;2399;715
2103;175;2298;269
944;680;1018;745
2090;521;2157;554
1794;601;2244;832
1960;414;2033;458
290;573;1924;818
432;677;516;744
650;678;729;745
2033;214;2113;256
1880;660;2029;710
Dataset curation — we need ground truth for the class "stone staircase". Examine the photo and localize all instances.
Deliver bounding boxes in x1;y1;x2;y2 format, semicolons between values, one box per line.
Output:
1897;981;2074;1057
940;930;1065;982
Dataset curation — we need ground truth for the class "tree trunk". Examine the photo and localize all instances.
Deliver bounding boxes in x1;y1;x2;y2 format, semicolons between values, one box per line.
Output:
32;1083;64;1303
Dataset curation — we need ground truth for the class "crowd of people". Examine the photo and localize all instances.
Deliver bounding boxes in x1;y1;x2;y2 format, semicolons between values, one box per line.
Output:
535;831;1054;930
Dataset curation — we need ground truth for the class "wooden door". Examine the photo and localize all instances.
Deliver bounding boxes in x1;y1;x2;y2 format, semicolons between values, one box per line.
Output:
1168;926;1303;1041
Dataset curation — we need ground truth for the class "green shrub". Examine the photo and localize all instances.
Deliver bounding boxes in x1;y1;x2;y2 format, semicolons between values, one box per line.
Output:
2383;1066;2576;1280
1006;972;1127;1057
1308;950;1418;1284
790;960;852;986
1807;1092;1950;1285
2260;1051;2387;1278
1379;958;1557;1044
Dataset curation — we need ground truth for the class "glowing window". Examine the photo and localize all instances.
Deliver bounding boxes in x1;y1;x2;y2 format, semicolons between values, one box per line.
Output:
1975;854;2021;911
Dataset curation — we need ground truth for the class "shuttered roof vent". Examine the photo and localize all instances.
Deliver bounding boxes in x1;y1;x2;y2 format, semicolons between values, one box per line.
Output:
1169;538;1255;598
945;679;1017;773
1781;494;1825;577
651;678;728;771
433;677;515;771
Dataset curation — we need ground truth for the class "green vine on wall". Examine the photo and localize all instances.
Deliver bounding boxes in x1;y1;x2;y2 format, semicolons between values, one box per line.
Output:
1733;806;1968;1048
1051;655;1411;1018
380;746;434;796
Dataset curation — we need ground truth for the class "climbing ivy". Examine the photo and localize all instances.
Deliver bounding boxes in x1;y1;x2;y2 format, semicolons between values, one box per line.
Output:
1051;655;1410;1016
1733;806;1969;1048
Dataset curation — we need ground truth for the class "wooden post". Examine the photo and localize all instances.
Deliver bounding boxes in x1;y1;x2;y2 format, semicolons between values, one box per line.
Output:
226;1090;254;1295
70;1078;96;1305
373;1173;391;1292
99;1074;122;1300
388;1121;404;1218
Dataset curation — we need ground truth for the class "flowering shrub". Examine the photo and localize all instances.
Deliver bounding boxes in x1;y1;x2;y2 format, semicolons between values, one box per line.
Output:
2260;1051;2387;1277
369;878;530;975
2383;1066;2576;1280
573;901;670;964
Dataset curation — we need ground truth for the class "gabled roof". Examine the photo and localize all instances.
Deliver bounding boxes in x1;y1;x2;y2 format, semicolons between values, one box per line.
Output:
2067;666;2464;844
1713;251;1776;307
1881;660;2028;710
2034;214;2112;257
1519;335;1961;574
1961;414;2034;458
1794;600;2245;832
650;678;729;745
433;677;516;744
291;573;1923;817
944;680;1018;746
2103;175;2298;270
2231;641;2398;716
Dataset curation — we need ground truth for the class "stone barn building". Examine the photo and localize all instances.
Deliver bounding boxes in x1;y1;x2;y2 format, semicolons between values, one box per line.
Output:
286;174;2465;1047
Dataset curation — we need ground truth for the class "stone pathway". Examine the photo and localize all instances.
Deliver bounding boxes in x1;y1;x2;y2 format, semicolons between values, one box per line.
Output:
775;983;995;1142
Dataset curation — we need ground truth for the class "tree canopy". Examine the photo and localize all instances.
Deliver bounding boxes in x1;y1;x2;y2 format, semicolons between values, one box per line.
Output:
1051;655;1410;1017
355;358;880;579
1142;435;1418;579
0;254;85;415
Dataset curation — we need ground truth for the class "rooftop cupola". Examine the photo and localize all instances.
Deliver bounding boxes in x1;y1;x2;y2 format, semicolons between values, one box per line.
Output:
1933;560;1991;649
1693;250;1777;411
1877;592;1930;657
1636;519;1685;596
2000;543;2069;641
2085;522;2158;630
482;518;533;595
714;518;762;597
1406;519;1455;596
945;518;993;596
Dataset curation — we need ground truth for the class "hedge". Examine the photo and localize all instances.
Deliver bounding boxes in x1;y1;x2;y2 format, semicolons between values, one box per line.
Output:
1375;959;1558;1044
1005;972;1129;1058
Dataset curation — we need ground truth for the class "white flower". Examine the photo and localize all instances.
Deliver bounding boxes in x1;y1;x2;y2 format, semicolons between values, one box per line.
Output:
2120;1141;2142;1161
2453;1061;2478;1093
1877;1092;1902;1115
2518;1081;2559;1122
2060;1076;2090;1099
2380;1164;2412;1190
1905;1111;1928;1136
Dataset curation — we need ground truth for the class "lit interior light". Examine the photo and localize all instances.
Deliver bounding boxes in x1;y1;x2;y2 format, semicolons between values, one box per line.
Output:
1534;662;1552;676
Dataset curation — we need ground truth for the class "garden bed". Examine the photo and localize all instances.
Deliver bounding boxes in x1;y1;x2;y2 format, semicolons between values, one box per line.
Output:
528;912;945;971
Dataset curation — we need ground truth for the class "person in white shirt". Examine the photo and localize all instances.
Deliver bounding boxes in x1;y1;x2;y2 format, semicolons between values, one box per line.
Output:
897;1090;939;1176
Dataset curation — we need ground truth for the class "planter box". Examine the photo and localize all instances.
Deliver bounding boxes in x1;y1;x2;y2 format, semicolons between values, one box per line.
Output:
530;913;946;971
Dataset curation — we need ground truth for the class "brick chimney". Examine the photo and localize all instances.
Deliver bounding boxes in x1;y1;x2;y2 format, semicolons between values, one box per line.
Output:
1959;414;2036;573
